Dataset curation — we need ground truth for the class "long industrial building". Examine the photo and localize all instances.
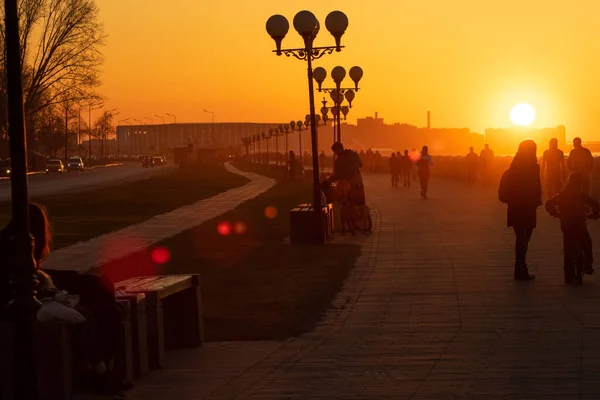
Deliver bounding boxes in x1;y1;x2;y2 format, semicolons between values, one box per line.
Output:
116;122;285;155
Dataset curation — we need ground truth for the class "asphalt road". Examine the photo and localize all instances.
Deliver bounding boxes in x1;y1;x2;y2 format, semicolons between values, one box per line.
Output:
0;163;176;201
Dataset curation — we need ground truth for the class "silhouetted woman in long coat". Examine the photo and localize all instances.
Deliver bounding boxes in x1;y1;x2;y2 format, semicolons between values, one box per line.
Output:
502;139;542;280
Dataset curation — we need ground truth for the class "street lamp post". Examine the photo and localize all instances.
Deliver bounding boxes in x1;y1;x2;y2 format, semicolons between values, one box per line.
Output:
313;65;362;142
133;118;147;154
144;117;154;154
3;0;41;396
155;114;165;154
267;10;349;243
165;113;176;146
284;124;290;161
88;102;104;161
203;109;215;144
105;109;118;159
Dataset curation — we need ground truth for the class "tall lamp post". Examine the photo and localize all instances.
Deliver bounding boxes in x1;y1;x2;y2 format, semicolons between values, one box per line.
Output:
203;109;215;144
266;10;349;243
88;102;104;160
313;65;362;143
144;117;154;154
133;118;147;154
155;114;165;154
4;0;41;396
105;109;118;159
166;113;176;146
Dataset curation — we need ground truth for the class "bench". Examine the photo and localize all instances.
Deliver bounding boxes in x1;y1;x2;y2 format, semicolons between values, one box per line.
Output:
116;293;149;380
115;275;203;370
290;203;333;244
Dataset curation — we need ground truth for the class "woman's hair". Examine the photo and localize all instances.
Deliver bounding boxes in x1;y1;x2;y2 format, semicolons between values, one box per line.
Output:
4;203;52;265
30;203;51;264
422;146;429;155
515;139;537;161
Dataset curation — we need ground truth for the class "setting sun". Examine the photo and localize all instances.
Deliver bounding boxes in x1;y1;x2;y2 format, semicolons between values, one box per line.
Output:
509;103;536;127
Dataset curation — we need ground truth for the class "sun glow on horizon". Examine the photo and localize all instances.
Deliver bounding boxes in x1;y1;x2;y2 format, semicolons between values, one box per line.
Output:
510;103;536;127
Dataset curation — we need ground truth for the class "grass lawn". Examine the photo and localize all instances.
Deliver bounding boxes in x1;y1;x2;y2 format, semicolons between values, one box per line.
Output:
94;161;361;341
0;164;249;249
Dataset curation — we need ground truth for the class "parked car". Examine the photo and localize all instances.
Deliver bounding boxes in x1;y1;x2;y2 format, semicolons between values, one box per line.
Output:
142;156;155;168
46;159;64;174
0;159;11;177
67;156;84;172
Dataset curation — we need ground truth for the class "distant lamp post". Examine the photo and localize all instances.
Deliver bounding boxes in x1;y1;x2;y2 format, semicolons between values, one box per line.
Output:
203;109;215;144
154;114;165;154
166;112;177;123
313;65;362;142
88;102;104;160
264;130;273;164
267;10;349;244
133;118;147;154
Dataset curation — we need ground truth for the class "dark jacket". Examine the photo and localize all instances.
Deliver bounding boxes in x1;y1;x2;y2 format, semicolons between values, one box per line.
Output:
505;157;542;228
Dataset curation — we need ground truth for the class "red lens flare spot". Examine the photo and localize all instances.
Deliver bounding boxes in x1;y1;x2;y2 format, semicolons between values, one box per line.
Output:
264;206;278;219
151;247;171;265
234;221;247;235
217;222;232;236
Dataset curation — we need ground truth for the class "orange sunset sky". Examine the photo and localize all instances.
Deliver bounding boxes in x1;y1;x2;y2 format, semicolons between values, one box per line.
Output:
98;0;600;139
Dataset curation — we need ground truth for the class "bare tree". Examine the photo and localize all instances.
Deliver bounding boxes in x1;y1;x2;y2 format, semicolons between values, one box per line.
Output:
0;0;106;119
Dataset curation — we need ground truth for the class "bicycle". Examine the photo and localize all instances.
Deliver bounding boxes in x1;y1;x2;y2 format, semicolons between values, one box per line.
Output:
553;213;597;284
324;180;372;235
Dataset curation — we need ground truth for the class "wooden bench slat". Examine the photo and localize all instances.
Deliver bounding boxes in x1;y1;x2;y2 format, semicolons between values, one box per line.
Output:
120;276;193;299
116;276;162;291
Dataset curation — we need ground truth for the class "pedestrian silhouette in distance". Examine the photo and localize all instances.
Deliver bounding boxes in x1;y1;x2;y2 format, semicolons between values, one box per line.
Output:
416;146;433;199
466;146;480;185
567;137;595;195
401;149;412;187
389;152;400;187
498;139;542;281
541;138;566;199
479;143;495;188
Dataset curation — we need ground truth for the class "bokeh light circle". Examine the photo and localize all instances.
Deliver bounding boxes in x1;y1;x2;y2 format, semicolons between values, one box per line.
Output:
151;247;171;265
217;221;232;236
234;221;247;234
264;206;278;219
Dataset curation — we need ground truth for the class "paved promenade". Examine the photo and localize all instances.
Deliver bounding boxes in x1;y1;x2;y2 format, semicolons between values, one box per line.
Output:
43;164;275;271
128;173;600;399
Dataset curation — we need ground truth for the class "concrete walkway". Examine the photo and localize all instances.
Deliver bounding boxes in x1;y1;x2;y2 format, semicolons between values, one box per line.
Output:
127;173;600;399
44;164;275;271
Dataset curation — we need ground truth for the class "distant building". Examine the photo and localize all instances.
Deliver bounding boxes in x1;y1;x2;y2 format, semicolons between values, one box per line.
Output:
116;122;284;156
485;125;566;156
322;113;484;155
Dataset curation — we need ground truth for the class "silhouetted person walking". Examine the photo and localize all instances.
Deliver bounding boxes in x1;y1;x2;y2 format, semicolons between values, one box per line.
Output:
288;150;296;182
389;153;400;187
416;146;433;199
319;151;326;173
541;138;566;198
466;147;480;185
401;150;412;187
498;139;541;280
480;143;495;188
567;137;594;194
374;150;382;173
546;172;599;283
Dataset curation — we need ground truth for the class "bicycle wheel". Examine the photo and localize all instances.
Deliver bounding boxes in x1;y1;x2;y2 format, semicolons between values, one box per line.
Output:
353;205;372;233
574;241;584;284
